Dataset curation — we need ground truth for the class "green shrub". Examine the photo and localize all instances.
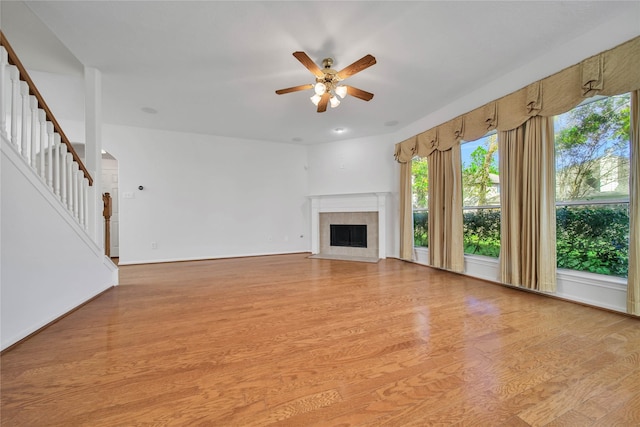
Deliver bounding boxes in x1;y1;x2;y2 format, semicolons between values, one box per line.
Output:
556;204;629;277
413;211;428;248
463;208;501;257
413;204;629;278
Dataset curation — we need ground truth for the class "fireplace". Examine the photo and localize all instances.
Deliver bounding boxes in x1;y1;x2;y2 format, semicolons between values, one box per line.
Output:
330;224;367;248
317;211;378;259
309;192;389;261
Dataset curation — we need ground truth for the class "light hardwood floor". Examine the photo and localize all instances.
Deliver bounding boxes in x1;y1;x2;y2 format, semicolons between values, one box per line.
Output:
2;254;639;426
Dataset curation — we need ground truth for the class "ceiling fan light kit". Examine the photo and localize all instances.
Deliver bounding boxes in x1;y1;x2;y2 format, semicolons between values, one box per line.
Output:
276;51;376;113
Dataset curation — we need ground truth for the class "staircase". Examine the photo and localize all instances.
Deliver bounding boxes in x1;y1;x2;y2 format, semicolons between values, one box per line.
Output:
1;32;118;351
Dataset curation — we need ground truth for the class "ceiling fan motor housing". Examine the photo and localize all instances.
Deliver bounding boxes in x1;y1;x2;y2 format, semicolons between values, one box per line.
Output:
318;58;340;91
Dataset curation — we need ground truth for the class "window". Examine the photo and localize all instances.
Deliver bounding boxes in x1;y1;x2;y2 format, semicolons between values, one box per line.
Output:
554;93;630;277
412;157;428;247
461;133;501;257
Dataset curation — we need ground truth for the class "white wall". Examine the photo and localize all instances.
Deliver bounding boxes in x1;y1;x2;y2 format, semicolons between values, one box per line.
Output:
99;124;310;264
1;138;118;350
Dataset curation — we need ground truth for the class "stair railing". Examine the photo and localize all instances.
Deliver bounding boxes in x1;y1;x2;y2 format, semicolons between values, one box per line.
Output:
1;31;93;231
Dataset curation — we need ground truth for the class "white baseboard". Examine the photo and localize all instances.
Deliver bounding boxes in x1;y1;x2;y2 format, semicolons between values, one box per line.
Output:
117;251;310;265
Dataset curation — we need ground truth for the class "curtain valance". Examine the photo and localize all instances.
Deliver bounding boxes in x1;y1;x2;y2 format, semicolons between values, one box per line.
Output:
394;136;417;163
395;36;640;162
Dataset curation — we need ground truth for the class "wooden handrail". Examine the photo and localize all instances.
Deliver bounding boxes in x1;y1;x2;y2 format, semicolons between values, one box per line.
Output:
0;31;93;186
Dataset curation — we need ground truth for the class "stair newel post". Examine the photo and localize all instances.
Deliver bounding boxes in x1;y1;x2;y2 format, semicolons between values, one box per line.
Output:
66;152;73;211
19;81;29;157
102;192;112;256
0;47;7;139
53;133;61;198
60;143;68;205
9;66;19;147
28;97;38;167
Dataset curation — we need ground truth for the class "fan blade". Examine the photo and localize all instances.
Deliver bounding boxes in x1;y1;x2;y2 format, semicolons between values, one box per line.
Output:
336;54;376;80
293;51;324;78
346;86;374;101
317;92;330;113
275;84;313;95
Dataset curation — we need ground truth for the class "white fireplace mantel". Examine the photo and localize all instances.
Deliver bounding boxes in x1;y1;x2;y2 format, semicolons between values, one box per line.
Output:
309;193;389;259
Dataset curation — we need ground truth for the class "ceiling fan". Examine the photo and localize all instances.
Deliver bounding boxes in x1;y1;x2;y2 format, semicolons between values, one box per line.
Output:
275;51;376;113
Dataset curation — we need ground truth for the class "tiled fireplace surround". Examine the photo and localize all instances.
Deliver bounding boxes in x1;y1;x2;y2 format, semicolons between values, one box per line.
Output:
310;193;388;260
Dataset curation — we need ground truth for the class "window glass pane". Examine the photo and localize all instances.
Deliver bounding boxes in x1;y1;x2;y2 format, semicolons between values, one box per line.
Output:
412;157;428;247
462;133;499;206
555;94;630;201
554;93;630;277
461;133;500;257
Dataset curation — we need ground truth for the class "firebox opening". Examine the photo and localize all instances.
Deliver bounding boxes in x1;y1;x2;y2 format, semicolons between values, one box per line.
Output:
330;224;367;248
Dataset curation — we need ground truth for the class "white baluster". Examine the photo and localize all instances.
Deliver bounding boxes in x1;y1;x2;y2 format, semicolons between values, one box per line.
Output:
0;47;8;139
9;66;19;147
78;171;85;226
27;97;38;167
36;112;47;176
40;121;51;181
32;109;43;169
72;162;79;220
83;178;89;231
66;152;73;211
53;134;61;199
20;81;29;157
46;128;55;189
60;143;68;205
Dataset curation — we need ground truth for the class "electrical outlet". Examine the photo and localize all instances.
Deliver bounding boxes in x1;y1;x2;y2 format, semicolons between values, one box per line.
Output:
151;242;157;249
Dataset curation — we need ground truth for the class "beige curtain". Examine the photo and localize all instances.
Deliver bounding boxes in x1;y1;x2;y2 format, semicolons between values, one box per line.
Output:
428;147;464;272
499;125;524;284
399;161;414;261
499;116;556;291
628;90;640;315
395;137;417;261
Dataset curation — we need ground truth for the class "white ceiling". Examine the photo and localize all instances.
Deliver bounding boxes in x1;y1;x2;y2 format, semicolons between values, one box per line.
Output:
2;1;639;145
